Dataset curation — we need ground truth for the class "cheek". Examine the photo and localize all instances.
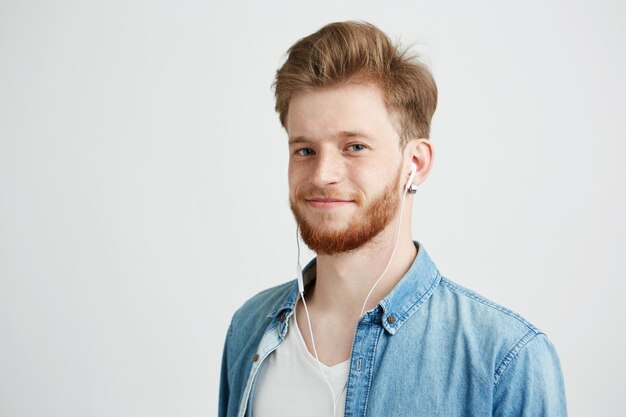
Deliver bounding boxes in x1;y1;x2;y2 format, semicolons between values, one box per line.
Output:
287;165;304;194
352;166;378;186
356;168;396;196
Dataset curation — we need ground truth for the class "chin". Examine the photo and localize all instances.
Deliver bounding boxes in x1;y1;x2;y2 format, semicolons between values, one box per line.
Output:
306;213;354;231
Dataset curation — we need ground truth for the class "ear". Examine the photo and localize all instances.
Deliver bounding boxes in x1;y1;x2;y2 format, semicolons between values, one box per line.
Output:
403;138;434;188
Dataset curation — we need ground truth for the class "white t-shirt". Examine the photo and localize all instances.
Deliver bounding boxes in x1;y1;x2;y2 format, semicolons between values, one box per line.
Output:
251;303;350;417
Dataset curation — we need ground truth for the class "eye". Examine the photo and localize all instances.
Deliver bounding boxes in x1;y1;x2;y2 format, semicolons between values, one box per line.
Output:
296;148;315;157
346;143;367;152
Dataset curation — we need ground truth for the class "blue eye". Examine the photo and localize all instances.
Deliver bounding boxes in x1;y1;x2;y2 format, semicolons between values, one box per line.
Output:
296;148;315;157
347;143;366;152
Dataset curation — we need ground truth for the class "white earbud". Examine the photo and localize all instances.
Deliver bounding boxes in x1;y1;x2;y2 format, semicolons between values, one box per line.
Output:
297;264;304;294
405;162;417;193
296;226;305;294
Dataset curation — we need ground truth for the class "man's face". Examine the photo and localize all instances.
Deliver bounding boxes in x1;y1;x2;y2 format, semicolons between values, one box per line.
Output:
286;83;406;255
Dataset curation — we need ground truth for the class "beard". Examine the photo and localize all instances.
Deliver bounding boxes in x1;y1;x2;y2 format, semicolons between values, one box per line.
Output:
290;167;403;255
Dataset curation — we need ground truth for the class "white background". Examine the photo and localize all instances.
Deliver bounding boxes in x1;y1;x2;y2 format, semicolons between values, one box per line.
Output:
1;1;625;416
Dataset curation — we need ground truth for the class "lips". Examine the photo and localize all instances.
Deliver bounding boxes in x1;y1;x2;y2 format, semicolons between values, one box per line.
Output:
307;197;352;203
305;196;355;209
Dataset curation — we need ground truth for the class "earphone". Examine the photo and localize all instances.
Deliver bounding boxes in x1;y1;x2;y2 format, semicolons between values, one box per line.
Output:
295;161;418;417
405;162;418;194
296;234;305;294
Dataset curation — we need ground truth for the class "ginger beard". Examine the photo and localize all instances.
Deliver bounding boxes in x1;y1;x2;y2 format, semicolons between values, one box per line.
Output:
290;166;403;255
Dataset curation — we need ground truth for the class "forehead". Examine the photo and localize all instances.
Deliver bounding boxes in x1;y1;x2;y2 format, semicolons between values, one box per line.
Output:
286;83;399;143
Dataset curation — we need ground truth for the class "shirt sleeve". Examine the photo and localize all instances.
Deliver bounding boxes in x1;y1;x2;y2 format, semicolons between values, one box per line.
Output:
493;332;568;417
218;323;232;417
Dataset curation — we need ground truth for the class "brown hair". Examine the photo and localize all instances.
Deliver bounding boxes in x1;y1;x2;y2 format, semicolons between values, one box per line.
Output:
273;21;438;146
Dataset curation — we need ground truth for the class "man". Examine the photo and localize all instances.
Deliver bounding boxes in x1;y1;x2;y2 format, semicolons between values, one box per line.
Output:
219;21;567;417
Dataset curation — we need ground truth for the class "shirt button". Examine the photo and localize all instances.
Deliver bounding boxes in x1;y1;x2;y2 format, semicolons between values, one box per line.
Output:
252;354;259;362
387;315;396;325
279;313;285;323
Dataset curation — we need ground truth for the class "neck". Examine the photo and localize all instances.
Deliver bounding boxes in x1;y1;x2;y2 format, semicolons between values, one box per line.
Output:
306;205;417;319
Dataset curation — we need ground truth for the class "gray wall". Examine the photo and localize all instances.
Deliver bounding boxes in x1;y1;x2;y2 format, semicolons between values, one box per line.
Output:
1;1;624;416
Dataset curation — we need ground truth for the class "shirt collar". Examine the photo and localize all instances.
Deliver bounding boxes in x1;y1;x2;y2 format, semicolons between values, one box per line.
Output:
265;259;317;321
378;241;441;334
268;241;441;336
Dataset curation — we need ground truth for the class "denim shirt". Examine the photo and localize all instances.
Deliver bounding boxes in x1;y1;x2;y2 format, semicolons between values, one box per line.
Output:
219;243;567;417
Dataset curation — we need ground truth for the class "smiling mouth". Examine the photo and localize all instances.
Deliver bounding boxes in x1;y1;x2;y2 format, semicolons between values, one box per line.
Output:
305;197;355;209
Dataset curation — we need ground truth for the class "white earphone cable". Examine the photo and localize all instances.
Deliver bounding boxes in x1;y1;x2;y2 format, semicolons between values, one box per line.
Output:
359;188;407;317
295;171;414;417
297;227;339;417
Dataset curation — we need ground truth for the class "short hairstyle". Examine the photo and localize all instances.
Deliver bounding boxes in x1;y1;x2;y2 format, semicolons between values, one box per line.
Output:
273;21;438;146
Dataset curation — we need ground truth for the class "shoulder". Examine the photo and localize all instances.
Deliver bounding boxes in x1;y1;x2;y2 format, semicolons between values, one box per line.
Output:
432;276;559;376
229;280;297;337
438;276;540;334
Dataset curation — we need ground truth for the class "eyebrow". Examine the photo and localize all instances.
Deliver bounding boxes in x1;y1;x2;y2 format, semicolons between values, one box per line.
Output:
288;130;373;144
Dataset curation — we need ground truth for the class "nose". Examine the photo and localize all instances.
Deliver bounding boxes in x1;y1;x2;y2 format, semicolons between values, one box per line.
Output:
310;150;344;188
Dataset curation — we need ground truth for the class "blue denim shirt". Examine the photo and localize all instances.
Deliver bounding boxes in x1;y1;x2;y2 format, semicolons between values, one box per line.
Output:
219;243;567;416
